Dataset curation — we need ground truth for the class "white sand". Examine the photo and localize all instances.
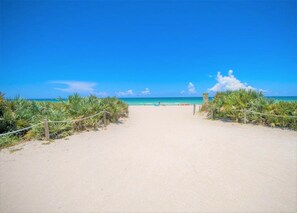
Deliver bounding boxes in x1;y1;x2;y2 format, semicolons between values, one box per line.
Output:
1;106;296;212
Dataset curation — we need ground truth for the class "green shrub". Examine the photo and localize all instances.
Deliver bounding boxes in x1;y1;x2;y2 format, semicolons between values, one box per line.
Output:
205;90;297;130
0;93;128;149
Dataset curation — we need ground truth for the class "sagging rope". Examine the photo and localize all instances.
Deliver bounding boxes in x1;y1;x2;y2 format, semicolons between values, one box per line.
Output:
47;111;110;123
232;109;297;118
0;122;44;137
0;111;110;137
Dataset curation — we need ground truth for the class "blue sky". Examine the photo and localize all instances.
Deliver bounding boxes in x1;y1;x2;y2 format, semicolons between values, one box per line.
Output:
0;0;296;98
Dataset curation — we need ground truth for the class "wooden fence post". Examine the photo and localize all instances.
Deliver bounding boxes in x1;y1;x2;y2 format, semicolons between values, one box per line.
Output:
44;119;49;141
211;109;214;119
103;112;107;127
193;104;196;115
244;109;247;124
203;93;209;104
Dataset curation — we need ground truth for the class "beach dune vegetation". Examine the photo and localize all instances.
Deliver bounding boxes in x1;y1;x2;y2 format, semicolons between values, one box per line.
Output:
0;93;128;148
203;90;297;130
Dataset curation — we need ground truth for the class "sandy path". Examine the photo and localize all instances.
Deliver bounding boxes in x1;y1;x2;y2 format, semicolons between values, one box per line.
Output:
1;106;296;212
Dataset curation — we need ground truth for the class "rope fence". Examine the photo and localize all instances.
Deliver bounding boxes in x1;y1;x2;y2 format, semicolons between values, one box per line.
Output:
0;110;111;140
192;104;297;121
0;122;44;137
2;105;295;139
243;109;297;118
207;107;297;123
47;111;110;124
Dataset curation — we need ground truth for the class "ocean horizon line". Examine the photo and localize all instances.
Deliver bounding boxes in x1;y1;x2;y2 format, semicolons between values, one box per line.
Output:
22;95;297;99
18;96;297;106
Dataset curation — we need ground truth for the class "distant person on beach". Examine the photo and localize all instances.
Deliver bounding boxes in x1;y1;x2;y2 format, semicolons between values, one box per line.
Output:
158;102;160;106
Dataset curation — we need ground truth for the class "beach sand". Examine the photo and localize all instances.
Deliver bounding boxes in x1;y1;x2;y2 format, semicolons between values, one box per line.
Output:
1;106;296;212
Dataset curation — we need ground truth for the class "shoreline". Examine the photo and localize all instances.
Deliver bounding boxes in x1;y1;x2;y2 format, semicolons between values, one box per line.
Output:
19;96;297;105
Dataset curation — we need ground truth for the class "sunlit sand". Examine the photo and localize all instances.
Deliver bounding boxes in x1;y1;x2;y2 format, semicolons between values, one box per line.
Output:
1;106;296;212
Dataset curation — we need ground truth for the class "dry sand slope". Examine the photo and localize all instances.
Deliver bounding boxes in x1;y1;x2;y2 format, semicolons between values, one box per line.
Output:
1;106;296;212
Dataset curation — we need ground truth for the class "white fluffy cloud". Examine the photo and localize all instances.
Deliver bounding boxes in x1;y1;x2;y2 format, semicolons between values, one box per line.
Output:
141;88;151;95
50;81;109;97
116;89;134;96
188;82;196;94
51;81;97;93
180;90;186;94
209;70;255;92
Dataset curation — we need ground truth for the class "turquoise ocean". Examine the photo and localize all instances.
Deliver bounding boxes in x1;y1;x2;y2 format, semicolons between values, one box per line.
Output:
31;97;297;106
